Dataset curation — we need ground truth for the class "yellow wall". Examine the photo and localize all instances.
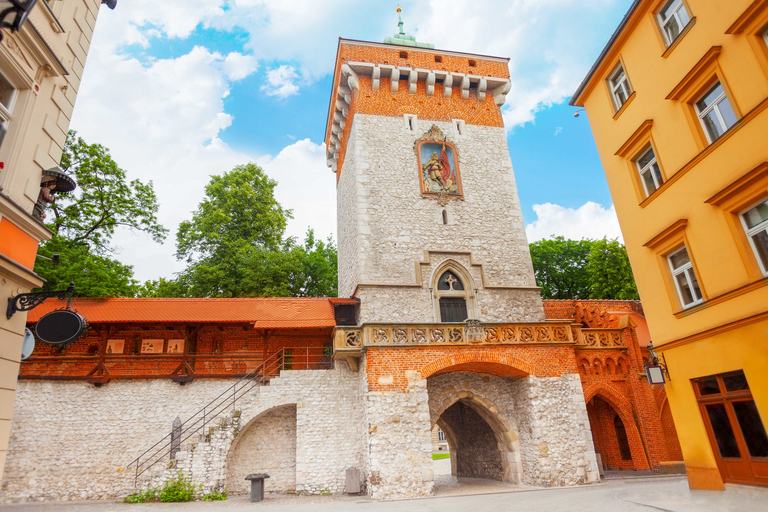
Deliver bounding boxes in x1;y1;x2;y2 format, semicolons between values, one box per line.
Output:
573;0;768;489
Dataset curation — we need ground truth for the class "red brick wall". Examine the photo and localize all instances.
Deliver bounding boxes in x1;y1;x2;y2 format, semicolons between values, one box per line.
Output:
365;345;580;392
20;323;332;380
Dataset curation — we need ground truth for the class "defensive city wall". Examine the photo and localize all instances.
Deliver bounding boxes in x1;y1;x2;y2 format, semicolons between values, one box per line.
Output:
0;298;682;502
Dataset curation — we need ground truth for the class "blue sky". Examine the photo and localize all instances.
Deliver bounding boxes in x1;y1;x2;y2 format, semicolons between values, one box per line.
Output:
71;0;633;283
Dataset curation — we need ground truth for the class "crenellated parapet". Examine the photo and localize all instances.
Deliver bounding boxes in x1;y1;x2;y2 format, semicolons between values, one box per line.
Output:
325;39;512;174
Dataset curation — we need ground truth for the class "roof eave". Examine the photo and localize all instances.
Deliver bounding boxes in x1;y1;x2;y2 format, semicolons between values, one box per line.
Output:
569;0;644;107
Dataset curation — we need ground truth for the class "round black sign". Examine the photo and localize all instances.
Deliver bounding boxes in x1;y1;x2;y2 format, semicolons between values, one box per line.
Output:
34;310;88;346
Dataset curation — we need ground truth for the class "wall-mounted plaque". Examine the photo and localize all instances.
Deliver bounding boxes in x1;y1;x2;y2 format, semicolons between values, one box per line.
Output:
141;339;164;354
167;339;185;354
106;339;125;354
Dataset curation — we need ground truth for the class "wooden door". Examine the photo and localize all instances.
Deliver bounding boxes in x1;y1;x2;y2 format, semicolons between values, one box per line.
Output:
694;370;768;486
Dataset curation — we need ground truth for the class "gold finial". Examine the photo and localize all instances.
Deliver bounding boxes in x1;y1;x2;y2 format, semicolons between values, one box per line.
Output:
397;4;402;13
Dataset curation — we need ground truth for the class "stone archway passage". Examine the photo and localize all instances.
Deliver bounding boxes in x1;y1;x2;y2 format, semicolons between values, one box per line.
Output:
439;400;504;481
226;404;297;494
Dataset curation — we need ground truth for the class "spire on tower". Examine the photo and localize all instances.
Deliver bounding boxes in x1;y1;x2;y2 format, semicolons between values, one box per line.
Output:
384;5;434;49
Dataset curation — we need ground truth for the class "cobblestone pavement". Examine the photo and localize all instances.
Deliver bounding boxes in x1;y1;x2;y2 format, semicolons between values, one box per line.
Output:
3;476;766;512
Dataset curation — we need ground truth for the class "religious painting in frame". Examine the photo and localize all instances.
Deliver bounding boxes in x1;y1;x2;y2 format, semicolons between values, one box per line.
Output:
106;339;124;355
415;126;463;200
141;339;164;354
167;339;185;354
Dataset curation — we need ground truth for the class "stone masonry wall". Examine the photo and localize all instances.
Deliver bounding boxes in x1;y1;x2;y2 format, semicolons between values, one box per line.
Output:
1;379;235;502
365;369;434;500
226;405;297;493
337;114;543;324
512;374;601;487
1;363;366;503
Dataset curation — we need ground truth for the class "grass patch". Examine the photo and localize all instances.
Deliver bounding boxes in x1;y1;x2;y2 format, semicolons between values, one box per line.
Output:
432;453;450;460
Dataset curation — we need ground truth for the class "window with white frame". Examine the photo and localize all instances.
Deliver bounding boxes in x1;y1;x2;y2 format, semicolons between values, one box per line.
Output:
635;146;664;196
668;247;703;308
741;198;768;276
609;64;632;110
658;0;691;45
695;82;737;143
0;72;17;150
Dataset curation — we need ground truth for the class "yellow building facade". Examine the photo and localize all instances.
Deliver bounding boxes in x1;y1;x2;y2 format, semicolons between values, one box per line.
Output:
572;0;768;490
0;0;114;479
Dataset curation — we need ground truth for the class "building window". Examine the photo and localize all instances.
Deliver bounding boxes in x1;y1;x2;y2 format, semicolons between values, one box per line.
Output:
435;269;469;322
438;428;446;442
741;198;768;276
668;247;703;308
609;64;632;110
658;0;691;45
0;72;17;149
635;146;664;196
695;82;737;143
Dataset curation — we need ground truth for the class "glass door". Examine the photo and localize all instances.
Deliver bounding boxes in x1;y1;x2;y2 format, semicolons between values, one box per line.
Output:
694;371;768;486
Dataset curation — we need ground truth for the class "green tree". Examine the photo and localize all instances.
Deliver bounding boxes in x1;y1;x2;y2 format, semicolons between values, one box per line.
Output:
176;163;289;263
585;238;639;300
529;236;592;299
154;163;337;298
529;236;639;300
34;131;167;297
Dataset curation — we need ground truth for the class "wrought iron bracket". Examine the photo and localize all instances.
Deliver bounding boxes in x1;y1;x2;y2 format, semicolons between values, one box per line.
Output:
6;282;74;319
644;341;671;382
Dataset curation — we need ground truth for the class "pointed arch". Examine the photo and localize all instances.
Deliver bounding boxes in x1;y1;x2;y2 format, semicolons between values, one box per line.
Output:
583;382;650;470
430;259;477;322
429;388;522;483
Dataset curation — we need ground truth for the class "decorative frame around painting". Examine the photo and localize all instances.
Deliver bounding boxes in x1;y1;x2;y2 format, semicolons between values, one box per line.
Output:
414;125;463;203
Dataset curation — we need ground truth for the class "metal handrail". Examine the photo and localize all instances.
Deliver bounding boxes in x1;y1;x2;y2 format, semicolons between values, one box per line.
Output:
126;347;331;486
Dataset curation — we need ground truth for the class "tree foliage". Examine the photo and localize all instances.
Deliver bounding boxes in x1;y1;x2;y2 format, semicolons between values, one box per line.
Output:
51;131;167;252
529;236;639;300
36;235;140;298
145;163;338;298
34;131;167;297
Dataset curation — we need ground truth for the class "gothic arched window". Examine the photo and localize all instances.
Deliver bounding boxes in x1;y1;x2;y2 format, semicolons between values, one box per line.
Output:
437;270;468;322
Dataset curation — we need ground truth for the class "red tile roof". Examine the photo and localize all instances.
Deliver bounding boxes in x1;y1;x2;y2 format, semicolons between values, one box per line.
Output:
26;298;338;329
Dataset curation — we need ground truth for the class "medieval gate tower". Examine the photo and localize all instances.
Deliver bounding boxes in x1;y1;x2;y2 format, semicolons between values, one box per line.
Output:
326;13;601;499
328;21;544;325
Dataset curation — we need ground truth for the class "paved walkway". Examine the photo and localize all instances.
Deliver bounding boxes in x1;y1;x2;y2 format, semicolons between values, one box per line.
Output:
3;476;767;512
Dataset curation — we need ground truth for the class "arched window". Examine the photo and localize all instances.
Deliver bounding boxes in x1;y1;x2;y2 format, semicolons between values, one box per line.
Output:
437;270;467;322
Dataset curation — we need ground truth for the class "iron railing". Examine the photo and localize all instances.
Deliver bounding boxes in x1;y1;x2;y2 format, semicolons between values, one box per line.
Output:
126;347;331;486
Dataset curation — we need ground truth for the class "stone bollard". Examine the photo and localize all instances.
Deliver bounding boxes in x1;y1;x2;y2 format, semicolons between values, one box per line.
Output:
245;473;270;502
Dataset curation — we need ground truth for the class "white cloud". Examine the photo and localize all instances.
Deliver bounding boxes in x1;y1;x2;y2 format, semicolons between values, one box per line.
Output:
413;0;621;128
554;126;562;136
261;65;301;98
69;15;261;282
258;139;337;243
525;202;623;243
92;1;622;121
223;53;259;81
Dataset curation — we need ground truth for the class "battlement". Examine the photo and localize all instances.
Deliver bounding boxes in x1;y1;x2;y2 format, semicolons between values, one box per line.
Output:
325;39;512;174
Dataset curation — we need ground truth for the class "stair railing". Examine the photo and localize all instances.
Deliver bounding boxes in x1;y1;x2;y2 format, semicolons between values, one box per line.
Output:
126;347;331;486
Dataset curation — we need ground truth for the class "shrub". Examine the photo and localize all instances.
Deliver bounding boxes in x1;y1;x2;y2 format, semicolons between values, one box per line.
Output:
159;471;197;502
124;488;157;503
202;488;228;501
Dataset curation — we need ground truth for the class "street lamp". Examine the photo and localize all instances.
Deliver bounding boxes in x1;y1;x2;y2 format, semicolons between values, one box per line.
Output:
573;108;586;118
0;0;39;40
644;340;671;384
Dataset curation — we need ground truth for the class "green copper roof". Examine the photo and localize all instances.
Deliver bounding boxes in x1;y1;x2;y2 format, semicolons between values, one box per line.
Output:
383;8;434;49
